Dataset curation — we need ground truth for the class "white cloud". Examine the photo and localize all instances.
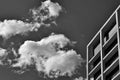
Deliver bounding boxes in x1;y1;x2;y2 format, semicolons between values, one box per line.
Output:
74;77;83;80
31;0;62;23
0;0;62;39
90;78;94;80
44;50;82;78
74;77;87;80
0;0;83;78
11;34;83;78
42;0;62;17
12;34;70;68
0;20;34;39
0;48;8;65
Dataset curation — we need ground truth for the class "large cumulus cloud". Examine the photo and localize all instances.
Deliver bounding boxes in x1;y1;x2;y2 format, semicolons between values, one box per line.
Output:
11;34;83;78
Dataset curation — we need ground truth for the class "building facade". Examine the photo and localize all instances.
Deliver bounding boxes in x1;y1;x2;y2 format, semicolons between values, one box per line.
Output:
87;5;120;80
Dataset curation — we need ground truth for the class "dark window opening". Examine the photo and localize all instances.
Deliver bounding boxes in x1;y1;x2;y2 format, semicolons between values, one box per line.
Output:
94;69;101;80
105;65;119;80
104;38;117;56
105;51;118;69
93;56;101;67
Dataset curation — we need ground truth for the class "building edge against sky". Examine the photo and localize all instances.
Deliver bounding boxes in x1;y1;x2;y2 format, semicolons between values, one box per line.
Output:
87;5;120;80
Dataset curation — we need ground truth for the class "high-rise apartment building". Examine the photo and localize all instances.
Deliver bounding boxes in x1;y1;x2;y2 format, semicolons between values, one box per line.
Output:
87;5;120;80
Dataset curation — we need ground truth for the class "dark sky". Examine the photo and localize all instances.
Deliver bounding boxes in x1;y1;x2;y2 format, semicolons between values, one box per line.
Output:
0;0;120;80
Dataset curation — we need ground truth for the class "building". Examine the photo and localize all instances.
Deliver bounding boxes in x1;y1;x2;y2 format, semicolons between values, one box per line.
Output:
87;5;120;80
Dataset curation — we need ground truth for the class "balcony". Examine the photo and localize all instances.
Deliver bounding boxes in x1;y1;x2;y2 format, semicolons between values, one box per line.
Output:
94;69;101;80
88;52;101;73
104;58;119;80
103;33;117;57
88;61;101;80
103;24;117;44
112;72;120;80
96;75;101;80
88;67;101;80
103;44;118;70
105;65;119;80
102;14;117;45
94;43;100;56
103;44;118;60
88;33;100;61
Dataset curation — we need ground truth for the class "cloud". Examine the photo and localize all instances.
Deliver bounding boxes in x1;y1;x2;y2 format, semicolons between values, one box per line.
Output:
12;34;71;68
31;0;62;23
0;20;34;39
74;77;87;80
0;48;8;65
44;50;82;78
0;0;62;39
0;0;84;79
11;34;83;78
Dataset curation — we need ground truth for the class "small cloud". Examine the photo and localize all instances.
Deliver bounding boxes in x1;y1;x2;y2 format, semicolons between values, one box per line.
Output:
31;0;62;23
0;48;8;65
74;77;86;80
0;20;34;39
